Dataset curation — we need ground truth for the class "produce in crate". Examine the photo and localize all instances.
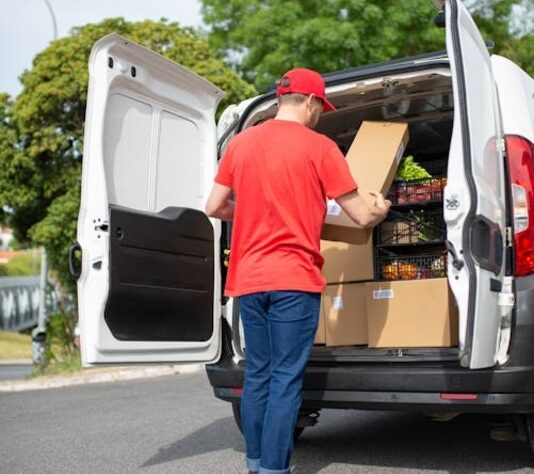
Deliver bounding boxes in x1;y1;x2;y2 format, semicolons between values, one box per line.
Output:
382;262;399;280
399;262;418;280
396;156;432;181
392;157;447;205
430;255;447;278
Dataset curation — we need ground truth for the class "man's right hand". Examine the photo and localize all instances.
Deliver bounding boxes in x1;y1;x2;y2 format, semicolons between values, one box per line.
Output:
369;190;391;214
336;189;391;228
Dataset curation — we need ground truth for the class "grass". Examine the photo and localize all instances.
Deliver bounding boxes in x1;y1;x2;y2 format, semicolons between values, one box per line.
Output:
31;351;82;378
0;330;32;360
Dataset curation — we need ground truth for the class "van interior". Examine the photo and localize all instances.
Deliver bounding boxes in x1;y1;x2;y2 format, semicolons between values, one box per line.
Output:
232;66;460;364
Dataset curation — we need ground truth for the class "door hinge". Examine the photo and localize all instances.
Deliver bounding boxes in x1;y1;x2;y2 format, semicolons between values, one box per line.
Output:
496;138;506;154
505;226;513;247
498;276;515;327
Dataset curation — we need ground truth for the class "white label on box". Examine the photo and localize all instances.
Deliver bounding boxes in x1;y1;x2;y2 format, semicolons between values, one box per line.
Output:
333;296;344;310
373;289;394;300
395;143;405;165
326;199;342;216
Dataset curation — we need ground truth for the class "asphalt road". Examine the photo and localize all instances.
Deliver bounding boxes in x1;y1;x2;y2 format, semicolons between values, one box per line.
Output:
1;372;534;474
0;363;32;382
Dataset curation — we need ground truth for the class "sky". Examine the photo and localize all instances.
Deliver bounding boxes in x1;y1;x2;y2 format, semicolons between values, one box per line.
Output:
0;0;203;98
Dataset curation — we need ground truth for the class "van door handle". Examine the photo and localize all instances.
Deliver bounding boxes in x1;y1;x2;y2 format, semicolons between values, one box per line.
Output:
68;242;82;280
446;240;464;270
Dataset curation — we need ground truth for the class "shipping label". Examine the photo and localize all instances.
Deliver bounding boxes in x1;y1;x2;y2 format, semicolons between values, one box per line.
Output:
326;199;342;216
373;289;394;300
333;296;344;310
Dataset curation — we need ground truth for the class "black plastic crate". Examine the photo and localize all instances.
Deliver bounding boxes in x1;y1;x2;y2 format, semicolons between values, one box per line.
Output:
420;159;448;177
376;252;447;281
378;209;446;246
388;177;446;205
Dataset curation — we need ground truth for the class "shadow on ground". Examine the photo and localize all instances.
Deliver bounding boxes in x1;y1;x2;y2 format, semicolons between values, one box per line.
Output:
143;410;533;473
142;416;244;468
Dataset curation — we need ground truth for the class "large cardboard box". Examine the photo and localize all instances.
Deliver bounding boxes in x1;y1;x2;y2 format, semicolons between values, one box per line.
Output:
314;296;326;344
321;239;374;284
366;278;459;348
323;121;409;243
323;283;368;347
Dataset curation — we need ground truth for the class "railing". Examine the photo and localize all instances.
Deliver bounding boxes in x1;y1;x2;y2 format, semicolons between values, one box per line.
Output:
0;276;41;332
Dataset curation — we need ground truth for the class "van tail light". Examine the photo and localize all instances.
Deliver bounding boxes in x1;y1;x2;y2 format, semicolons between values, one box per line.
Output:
506;135;534;276
440;393;478;401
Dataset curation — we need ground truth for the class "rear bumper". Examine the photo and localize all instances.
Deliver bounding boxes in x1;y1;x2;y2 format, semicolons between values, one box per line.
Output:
206;361;534;413
213;386;534;413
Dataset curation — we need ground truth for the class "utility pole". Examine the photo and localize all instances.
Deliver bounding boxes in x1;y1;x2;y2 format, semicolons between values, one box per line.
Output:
43;0;58;40
31;1;57;365
32;248;48;365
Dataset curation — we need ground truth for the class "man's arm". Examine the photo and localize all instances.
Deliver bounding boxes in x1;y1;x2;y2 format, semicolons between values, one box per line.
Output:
336;189;391;228
205;183;234;221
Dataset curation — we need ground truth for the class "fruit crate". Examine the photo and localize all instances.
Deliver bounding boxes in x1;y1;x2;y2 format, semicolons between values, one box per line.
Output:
376;252;447;281
378;209;446;246
388;177;446;205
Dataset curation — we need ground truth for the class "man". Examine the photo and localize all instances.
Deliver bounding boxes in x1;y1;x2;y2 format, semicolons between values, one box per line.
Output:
206;68;390;474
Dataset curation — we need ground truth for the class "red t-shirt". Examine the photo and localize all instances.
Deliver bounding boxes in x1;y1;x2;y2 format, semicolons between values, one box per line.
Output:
215;119;357;297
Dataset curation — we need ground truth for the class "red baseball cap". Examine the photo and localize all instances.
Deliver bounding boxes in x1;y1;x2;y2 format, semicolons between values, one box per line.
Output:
276;68;336;113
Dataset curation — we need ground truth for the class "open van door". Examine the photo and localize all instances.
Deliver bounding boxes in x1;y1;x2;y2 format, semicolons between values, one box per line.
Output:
77;34;225;366
440;0;510;368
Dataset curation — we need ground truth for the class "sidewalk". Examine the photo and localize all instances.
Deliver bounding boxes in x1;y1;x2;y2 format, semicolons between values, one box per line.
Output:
0;363;203;393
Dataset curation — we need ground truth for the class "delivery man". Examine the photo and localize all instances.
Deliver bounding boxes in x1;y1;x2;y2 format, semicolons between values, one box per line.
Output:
206;68;390;474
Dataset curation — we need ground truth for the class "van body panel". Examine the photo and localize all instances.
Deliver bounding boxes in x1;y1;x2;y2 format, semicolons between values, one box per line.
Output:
492;55;534;142
77;34;224;365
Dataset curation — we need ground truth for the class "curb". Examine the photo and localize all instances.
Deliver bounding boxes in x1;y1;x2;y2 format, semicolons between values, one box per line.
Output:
0;359;32;366
0;363;203;393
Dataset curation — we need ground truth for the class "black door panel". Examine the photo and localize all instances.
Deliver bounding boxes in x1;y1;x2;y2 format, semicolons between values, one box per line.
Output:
105;205;214;341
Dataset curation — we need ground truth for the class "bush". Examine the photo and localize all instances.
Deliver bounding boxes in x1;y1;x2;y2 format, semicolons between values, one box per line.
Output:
33;312;80;375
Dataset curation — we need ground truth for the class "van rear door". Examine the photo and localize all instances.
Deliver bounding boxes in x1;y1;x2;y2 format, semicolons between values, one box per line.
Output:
77;34;224;366
441;0;509;369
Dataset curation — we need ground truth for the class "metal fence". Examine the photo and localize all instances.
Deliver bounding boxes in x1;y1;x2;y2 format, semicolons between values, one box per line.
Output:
0;276;41;332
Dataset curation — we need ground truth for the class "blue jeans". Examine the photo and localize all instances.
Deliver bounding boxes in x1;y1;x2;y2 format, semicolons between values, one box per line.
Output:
239;291;320;474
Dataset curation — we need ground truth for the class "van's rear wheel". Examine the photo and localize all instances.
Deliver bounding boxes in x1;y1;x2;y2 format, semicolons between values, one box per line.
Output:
231;401;305;441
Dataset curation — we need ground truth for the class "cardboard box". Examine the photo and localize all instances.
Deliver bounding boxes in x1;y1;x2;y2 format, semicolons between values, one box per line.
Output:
323;283;368;347
321;239;373;283
324;121;409;241
314;296;326;344
321;223;371;245
366;278;458;348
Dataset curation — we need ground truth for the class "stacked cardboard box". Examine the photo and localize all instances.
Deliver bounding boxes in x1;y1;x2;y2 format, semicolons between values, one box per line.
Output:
323;121;410;244
322;283;368;346
314;121;459;349
314;121;409;347
366;278;458;348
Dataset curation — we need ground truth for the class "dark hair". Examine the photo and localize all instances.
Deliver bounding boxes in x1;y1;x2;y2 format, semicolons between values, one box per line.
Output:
278;93;322;107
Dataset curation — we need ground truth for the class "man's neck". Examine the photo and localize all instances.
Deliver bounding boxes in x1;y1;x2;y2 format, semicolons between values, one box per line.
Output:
274;106;306;125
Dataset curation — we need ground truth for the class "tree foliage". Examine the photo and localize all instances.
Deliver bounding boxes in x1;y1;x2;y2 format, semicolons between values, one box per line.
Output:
0;18;256;292
201;0;533;91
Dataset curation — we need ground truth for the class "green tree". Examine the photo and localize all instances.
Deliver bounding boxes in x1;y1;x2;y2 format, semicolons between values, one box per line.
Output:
468;0;533;75
201;0;532;91
0;18;256;294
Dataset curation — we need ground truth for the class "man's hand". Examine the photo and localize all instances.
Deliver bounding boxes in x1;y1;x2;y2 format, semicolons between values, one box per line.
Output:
336;189;391;228
369;190;391;213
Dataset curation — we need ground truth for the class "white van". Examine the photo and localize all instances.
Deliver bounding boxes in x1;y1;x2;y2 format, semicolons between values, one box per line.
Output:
73;0;534;449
